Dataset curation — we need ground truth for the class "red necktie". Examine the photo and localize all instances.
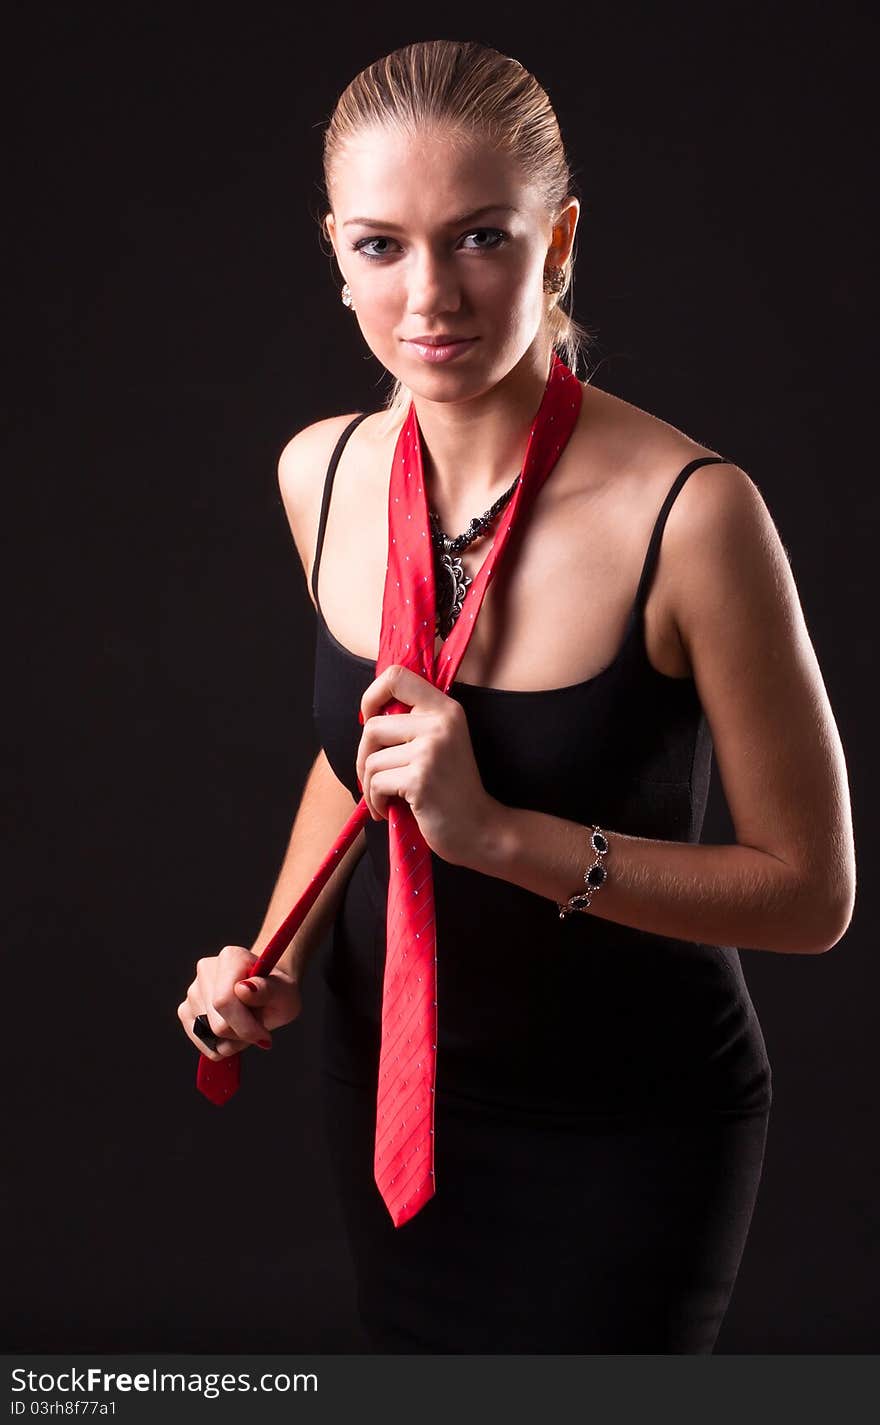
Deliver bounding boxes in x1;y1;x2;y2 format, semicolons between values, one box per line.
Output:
196;353;583;1228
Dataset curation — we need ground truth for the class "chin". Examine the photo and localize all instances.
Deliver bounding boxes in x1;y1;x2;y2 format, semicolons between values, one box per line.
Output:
402;349;515;397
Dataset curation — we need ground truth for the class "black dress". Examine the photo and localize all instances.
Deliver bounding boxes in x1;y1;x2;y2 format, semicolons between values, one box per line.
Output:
311;413;773;1353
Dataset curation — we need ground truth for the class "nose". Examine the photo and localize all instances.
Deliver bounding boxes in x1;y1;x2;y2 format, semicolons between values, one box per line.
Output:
406;248;463;320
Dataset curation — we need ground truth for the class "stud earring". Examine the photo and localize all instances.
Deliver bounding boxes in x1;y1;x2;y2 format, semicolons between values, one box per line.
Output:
341;282;355;309
543;266;566;294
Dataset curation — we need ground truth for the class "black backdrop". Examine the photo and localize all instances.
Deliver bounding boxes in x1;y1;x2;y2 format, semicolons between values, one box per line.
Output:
5;0;877;1352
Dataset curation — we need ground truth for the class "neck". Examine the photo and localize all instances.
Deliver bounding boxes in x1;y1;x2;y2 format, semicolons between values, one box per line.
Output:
410;340;554;527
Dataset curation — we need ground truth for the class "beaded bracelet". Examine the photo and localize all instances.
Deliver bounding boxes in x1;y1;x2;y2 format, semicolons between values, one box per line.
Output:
557;826;609;918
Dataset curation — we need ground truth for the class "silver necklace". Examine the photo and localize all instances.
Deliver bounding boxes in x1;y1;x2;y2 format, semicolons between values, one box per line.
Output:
428;473;521;639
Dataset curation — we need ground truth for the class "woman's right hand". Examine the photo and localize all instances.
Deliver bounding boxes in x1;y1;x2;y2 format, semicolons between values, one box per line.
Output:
178;944;304;1062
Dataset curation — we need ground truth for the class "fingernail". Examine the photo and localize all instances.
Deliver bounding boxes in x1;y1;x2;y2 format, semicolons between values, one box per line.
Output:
257;1038;272;1050
241;979;259;991
357;709;364;725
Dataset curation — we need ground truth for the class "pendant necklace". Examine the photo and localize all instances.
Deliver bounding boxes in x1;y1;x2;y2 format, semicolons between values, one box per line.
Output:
428;472;522;639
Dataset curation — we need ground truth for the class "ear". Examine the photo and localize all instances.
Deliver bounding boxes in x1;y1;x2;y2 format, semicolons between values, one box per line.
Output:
547;197;580;268
324;211;348;283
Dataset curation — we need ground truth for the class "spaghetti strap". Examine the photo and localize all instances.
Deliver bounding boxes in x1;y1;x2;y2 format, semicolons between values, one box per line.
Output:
310;412;371;609
632;456;731;618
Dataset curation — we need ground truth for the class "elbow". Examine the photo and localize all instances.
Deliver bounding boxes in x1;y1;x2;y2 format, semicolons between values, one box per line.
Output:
804;886;856;954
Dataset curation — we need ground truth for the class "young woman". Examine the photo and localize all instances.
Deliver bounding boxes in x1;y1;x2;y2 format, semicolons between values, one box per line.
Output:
178;40;855;1352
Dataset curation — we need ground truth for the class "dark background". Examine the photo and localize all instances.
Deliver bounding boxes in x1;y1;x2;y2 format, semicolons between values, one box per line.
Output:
5;0;877;1351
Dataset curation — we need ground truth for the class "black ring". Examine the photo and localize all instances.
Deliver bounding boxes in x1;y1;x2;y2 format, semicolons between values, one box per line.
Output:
193;1012;224;1053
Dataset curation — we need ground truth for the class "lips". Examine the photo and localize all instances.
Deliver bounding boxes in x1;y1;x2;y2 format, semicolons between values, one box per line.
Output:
406;335;473;345
404;335;479;364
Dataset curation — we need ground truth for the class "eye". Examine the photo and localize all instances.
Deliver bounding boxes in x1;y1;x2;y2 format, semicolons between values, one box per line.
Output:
460;228;508;251
352;236;400;260
346;226;504;260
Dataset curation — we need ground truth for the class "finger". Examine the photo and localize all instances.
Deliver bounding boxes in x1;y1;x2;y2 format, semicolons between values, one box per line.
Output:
233;972;304;1035
360;711;430;740
189;1005;271;1057
368;767;414;821
356;716;421;798
177;1001;255;1062
195;1024;236;1061
233;974;269;1002
215;1030;269;1057
199;1000;237;1041
209;992;269;1047
187;979;262;1052
198;1026;265;1061
359;664;445;723
204;947;269;1044
231;975;277;1042
362;747;411;820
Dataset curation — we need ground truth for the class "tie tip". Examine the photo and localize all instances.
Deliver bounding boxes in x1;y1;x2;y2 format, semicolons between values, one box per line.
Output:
380;1179;436;1228
196;1058;241;1104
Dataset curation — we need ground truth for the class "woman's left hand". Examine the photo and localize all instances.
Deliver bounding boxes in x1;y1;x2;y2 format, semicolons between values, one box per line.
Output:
355;663;501;867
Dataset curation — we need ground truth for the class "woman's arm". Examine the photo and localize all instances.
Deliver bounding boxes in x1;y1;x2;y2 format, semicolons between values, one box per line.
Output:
465;462;856;956
251;747;366;982
253;420;371;981
467;813;839;954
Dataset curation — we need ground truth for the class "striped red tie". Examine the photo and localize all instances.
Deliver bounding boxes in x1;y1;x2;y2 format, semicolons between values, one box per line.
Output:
195;353;583;1228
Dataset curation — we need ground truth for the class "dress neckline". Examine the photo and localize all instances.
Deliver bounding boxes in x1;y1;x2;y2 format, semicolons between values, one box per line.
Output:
315;599;694;698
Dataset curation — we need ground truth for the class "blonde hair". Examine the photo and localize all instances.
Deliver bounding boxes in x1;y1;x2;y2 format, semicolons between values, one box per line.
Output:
320;40;595;431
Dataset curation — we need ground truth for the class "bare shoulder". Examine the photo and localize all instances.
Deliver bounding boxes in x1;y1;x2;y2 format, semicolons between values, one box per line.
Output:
276;411;365;516
583;381;768;540
578;380;725;473
276;412;366;601
576;381;762;671
658;449;793;642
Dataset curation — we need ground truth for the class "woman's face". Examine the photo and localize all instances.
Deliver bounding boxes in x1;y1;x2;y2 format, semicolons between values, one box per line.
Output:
325;124;578;401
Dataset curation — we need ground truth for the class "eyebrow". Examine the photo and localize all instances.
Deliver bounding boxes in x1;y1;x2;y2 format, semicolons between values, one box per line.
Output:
343;204;517;230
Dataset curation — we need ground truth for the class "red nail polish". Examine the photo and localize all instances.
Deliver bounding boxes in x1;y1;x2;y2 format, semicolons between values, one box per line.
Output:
358;709;364;725
241;979;259;991
257;1038;271;1050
